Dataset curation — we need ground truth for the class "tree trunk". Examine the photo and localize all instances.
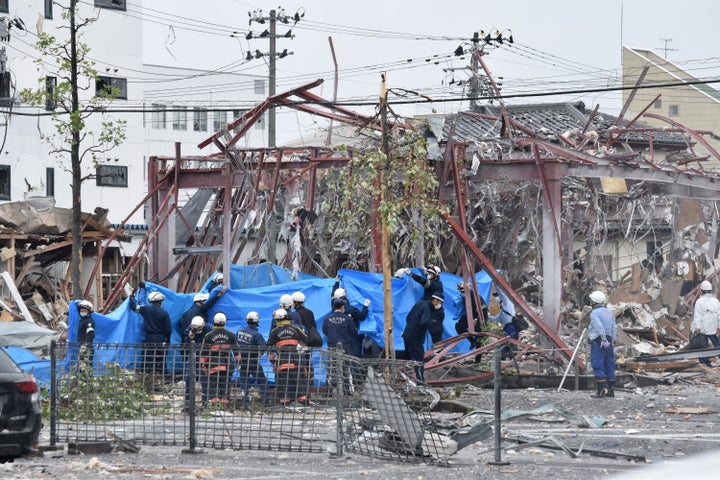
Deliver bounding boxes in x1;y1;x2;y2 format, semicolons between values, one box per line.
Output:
70;0;82;299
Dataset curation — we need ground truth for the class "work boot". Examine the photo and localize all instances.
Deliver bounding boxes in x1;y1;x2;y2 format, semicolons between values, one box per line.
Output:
591;379;607;398
606;380;615;397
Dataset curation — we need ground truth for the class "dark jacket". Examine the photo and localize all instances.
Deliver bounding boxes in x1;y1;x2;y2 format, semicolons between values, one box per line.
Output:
200;326;239;375
294;304;317;336
267;323;308;371
402;300;434;343
130;296;171;343
409;272;444;301
236;324;267;365
77;314;96;344
322;310;358;355
179;289;222;336
455;294;488;335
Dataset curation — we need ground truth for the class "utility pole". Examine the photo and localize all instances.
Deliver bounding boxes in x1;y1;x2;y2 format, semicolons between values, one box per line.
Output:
269;10;277;147
247;7;303;148
468;32;480;109
449;30;511;109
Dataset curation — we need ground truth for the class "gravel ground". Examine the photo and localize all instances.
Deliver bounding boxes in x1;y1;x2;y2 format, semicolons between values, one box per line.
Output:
3;379;720;479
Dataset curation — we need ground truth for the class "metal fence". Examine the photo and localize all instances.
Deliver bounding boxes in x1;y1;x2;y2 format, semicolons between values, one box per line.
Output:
48;342;456;463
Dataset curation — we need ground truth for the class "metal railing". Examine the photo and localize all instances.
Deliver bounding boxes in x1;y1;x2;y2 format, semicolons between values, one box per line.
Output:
48;341;452;463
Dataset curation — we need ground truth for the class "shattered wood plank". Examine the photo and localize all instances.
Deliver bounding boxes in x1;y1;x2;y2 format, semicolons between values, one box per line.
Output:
19;240;72;258
621;360;697;371
663;406;717;414
0;271;34;323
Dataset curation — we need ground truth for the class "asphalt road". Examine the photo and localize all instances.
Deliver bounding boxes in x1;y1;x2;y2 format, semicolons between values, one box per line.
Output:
4;380;719;479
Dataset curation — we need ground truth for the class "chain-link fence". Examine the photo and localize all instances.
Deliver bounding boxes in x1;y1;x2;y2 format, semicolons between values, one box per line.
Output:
48;342;470;463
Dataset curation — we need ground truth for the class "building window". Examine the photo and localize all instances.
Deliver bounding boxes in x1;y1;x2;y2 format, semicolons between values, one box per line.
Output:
213;111;227;131
96;165;128;187
0;1;7;14
95;0;126;10
669;104;679;117
46;168;54;197
172;107;187;131
653;98;662;109
0;165;10;200
193;108;207;131
151;104;166;129
254;79;265;95
96;76;127;99
45;76;56;111
44;0;53;19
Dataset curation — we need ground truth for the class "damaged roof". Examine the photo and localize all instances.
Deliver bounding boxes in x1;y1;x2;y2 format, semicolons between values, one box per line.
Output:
444;102;690;148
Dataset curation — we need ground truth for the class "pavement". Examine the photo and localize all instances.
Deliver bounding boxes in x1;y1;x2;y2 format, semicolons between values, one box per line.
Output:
3;380;720;479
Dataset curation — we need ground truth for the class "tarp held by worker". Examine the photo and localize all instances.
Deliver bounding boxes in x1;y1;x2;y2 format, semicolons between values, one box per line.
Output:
58;263;494;376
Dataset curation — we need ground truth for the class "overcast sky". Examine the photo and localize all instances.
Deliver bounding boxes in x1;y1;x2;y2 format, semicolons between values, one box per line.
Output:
141;0;720;143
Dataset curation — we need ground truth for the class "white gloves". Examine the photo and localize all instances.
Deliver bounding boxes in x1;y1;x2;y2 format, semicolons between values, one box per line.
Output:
364;299;371;307
393;268;407;278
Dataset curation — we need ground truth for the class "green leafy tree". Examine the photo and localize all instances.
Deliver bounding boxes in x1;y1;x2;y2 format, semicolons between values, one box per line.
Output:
20;0;126;299
334;122;447;264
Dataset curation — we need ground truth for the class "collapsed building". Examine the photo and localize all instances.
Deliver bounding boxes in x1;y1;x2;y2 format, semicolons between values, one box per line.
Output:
2;55;720;384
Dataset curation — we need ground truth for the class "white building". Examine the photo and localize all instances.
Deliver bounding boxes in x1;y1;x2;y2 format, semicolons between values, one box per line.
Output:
0;1;267;305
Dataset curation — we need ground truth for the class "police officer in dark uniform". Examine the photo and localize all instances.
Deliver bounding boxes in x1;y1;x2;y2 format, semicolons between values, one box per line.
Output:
267;308;310;404
179;288;224;339
235;311;269;405
323;299;358;395
200;312;240;403
330;281;371;357
76;299;96;367
291;291;322;347
130;288;172;374
401;292;445;384
398;263;445;343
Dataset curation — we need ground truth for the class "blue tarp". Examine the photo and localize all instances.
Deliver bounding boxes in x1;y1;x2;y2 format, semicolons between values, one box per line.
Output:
15;263;496;384
65;264;494;355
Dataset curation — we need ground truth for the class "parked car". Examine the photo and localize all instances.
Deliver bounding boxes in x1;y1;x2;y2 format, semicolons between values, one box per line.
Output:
0;347;42;462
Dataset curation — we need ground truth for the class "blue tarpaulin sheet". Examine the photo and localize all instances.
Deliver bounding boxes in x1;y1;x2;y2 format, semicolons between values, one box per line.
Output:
31;263;495;382
66;264;494;353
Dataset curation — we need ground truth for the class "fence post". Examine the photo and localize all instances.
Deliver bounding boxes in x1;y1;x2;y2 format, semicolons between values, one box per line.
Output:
333;345;344;458
183;341;203;454
488;343;509;466
49;340;57;448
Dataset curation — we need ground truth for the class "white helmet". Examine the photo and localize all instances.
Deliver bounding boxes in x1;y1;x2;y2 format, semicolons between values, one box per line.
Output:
246;311;259;324
78;299;94;312
214;273;224;283
149;291;165;302
333;288;347;300
425;264;441;277
291;291;305;303
700;280;713;292
279;294;293;310
589;291;606;305
273;308;289;322
213;312;227;325
194;293;209;303
190;316;205;329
